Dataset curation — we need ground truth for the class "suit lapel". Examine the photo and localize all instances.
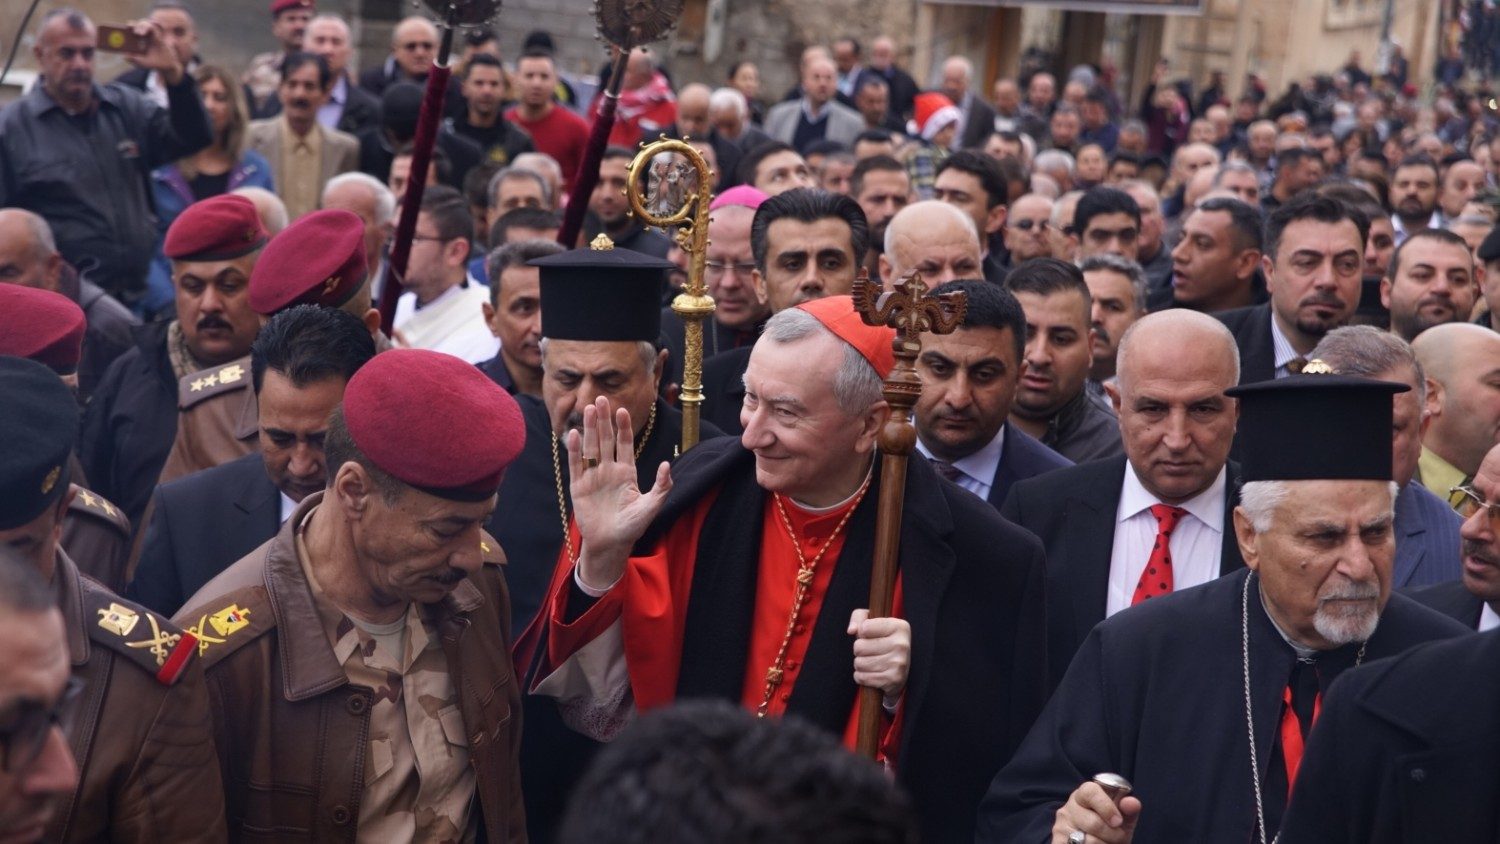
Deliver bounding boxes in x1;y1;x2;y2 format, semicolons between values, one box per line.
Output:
231;457;281;535
1064;457;1129;648
989;430;1021;509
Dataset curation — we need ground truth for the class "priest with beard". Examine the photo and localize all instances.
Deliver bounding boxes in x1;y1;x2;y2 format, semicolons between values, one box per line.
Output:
527;295;1049;843
489;238;725;842
975;368;1469;844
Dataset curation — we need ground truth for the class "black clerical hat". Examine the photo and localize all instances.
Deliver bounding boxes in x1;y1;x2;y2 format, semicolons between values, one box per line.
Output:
0;356;78;530
1225;366;1408;482
532;235;675;343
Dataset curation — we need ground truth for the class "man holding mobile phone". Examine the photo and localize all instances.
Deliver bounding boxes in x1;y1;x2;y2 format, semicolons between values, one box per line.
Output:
0;8;212;309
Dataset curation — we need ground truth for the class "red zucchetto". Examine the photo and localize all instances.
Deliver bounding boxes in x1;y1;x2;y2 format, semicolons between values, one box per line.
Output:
248;209;367;315
341;349;526;500
163;195;267;262
0;284;86;374
795;295;896;379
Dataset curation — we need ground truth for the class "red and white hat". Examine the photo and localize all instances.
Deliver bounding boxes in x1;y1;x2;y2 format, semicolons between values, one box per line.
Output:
907;92;961;142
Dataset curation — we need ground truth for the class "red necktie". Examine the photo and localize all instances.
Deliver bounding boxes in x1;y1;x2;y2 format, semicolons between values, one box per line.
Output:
1131;504;1187;605
1279;662;1322;794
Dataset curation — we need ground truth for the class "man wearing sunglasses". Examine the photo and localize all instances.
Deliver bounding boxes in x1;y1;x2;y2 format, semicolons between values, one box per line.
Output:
1003;194;1056;268
0;357;225;842
1411;441;1500;630
0;551;79;844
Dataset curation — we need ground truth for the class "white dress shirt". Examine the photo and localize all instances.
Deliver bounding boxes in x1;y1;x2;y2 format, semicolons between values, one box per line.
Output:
1481;603;1499;633
279;492;297;524
915;426;1006;501
1270;313;1302;379
1106;464;1228;617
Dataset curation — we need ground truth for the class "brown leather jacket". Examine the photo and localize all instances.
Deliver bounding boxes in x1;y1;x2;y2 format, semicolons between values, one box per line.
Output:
175;494;525;842
60;484;134;591
157;357;259;487
51;548;228;842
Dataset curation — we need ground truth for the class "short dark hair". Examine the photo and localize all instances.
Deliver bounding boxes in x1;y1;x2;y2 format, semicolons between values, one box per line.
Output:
393;142;454;187
855;76;888;95
602;145;636;165
465;52;504;78
420;184;474;242
557;701;917;844
1007;256;1091;302
487;239;565;304
323;406;405;503
1389;227;1474;279
251;305;376;393
853;129;894;147
1264;193;1370;261
1275;146;1319;175
1072;186;1140;234
849;154;906;199
805;139;848;160
1394;154;1440;179
463;162;504;211
489;205;561;247
931;279;1026;361
937;150;1008;209
1109;150;1143;169
1084;85;1110;105
738;141;800;186
281;52;332;91
518;47;556;65
834;36;861;56
1194;196;1265;254
750;188;869;273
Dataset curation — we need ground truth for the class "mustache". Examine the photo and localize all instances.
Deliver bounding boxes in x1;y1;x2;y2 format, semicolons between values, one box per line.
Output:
1464;538;1500;566
431;567;466;586
288;98;313;110
196;314;232;331
1319;581;1380;603
1092;323;1112;345
1298;292;1346;309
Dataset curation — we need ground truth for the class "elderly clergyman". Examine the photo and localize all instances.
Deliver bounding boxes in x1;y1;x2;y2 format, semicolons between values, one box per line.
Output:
976;369;1468;843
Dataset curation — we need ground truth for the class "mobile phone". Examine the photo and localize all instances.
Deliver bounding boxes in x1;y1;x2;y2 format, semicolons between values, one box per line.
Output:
96;25;148;54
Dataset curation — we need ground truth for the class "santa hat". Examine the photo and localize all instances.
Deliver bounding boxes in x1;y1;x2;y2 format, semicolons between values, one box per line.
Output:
907;92;961;141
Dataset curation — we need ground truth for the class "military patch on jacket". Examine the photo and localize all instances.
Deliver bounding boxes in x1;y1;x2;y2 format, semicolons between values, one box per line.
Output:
175;587;275;669
69;485;131;538
480;530;507;566
178;357;250;410
83;585;197;686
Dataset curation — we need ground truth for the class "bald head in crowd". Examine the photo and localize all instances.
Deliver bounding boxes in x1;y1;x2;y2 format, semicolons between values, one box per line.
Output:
1412;323;1500;482
879;201;981;290
0;209;64;292
675;83;713;139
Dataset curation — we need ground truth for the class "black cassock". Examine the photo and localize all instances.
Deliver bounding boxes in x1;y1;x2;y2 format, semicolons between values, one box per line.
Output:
486;395;720;843
976;568;1469;843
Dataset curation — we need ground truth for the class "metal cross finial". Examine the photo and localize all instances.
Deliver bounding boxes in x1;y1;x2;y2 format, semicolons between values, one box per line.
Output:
853;270;967;350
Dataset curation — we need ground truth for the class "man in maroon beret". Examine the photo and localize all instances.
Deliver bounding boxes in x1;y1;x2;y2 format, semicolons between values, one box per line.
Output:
157;208;385;487
79;194;268;531
527;294;1049;843
175;348;527;842
243;0;315;117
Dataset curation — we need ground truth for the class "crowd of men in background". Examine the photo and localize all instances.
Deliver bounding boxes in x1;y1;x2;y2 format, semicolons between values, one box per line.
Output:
6;0;1500;841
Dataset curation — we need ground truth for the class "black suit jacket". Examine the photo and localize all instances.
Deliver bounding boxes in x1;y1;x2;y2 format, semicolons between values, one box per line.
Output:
1405;579;1485;630
960;95;999;149
1001;455;1246;684
1213;303;1277;384
1279;630;1500;843
699;345;753;435
984;425;1073;511
129;452;281;616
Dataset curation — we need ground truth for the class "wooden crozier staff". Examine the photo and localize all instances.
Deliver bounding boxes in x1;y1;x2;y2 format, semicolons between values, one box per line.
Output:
625;140;714;452
852;269;966;759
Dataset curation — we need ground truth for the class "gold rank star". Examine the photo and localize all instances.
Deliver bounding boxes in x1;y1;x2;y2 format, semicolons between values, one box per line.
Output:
77;489;99;509
190;378;207;392
202;373;219;388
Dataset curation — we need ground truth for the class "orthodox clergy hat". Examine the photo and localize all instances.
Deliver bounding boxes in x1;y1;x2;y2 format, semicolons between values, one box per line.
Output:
248;209;367;315
531;236;675;343
164;195;267;262
0;357;78;530
1224;366;1408;482
0;285;85;375
341;349;525;500
1477;225;1500;263
795;295;896;379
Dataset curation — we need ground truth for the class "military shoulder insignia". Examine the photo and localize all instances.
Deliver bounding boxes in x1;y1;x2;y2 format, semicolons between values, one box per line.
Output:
69;485;131;537
178;356;251;409
480;530;507;566
81;582;197;686
175;588;275;669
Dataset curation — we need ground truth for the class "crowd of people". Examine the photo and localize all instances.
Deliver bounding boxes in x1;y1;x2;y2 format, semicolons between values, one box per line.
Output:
5;0;1500;842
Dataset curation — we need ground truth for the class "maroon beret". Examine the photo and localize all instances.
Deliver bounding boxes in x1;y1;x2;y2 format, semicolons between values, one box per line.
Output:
342;349;525;500
0;285;86;375
249;209;368;315
270;0;314;16
164;195;267;262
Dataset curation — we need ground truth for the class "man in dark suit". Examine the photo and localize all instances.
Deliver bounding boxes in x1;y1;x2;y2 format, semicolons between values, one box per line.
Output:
130;306;376;615
1311;325;1463;588
939;55;997;151
700;188;869;435
1214;193;1368;383
1279;629;1500;842
1001;309;1246;682
915;280;1071;510
1408;440;1500;630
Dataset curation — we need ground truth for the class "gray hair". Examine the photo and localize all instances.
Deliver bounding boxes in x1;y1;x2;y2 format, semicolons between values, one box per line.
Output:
758;308;884;414
486;238;564;289
539;338;659;375
1239;479;1398;533
709;86;749;120
323;171;397;226
512;152;563;189
1212;160;1259;186
231;186;288;234
1078;254;1147;312
1309;325;1426;405
487;166;553;209
307;13;350;35
1034;149;1076;179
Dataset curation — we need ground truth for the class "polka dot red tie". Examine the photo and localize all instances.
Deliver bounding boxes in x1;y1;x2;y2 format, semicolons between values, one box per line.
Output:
1132;504;1187;606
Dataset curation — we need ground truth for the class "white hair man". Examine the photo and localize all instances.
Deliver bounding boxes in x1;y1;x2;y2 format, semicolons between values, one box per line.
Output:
980;368;1469;842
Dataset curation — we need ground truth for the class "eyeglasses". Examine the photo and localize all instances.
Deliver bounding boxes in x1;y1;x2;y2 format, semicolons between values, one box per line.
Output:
1451;485;1500;530
1010;219;1050;232
705;260;757;279
1;677;82;774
